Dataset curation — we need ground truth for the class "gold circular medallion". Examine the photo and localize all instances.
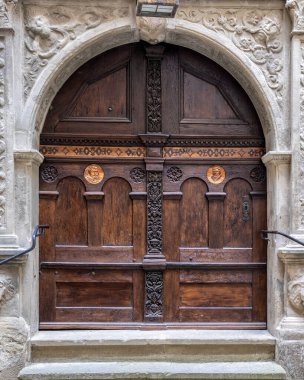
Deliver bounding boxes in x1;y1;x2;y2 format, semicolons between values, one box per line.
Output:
84;164;104;184
207;165;226;184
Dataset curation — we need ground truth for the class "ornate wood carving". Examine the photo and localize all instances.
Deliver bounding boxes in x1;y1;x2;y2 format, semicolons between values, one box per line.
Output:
167;166;183;182
41;165;58;183
144;271;163;320
166;138;265;147
163;147;265;159
40;145;146;159
147;171;163;255
250;166;266;182
147;59;161;133
40;135;143;147
146;46;165;133
130;167;146;183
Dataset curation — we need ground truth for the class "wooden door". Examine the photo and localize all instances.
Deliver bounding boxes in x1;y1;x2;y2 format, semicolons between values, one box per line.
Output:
39;43;267;329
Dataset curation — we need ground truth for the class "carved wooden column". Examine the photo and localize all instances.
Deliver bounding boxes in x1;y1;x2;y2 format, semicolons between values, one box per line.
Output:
141;45;168;321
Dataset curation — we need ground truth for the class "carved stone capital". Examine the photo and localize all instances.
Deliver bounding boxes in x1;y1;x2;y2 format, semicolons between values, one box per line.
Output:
14;150;44;165
286;0;304;34
262;151;292;167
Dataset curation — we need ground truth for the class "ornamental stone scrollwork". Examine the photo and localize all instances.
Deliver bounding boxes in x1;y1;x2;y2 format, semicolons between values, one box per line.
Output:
177;8;283;108
24;5;129;98
298;44;304;228
286;0;304;33
0;278;16;306
0;38;6;228
288;274;304;314
0;0;17;29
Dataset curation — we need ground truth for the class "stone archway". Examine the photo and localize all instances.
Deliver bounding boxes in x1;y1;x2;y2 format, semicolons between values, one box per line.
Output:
13;2;289;339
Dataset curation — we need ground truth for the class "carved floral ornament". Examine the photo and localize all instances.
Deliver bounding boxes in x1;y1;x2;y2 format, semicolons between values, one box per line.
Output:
24;5;129;97
176;8;284;108
0;278;16;306
288;274;304;314
298;44;304;229
286;0;304;33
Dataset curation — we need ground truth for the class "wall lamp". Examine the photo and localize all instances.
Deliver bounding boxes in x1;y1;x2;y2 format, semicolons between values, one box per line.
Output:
136;0;179;18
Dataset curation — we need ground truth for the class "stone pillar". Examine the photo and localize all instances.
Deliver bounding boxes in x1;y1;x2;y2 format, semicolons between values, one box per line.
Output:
274;2;304;378
262;152;292;336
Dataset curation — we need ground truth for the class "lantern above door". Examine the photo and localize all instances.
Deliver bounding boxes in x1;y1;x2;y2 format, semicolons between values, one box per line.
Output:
136;0;179;18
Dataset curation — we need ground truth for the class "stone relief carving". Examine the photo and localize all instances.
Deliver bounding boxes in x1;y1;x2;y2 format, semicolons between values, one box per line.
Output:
137;17;166;45
286;0;304;32
24;5;129;97
298;44;304;228
288;274;304;314
0;0;17;29
177;8;283;108
0;278;16;306
0;39;6;228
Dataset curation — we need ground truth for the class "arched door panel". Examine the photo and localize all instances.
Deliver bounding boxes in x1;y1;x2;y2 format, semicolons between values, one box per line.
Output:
39;42;266;329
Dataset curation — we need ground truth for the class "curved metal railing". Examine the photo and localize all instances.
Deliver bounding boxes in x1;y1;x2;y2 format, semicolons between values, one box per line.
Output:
261;230;304;247
0;225;49;266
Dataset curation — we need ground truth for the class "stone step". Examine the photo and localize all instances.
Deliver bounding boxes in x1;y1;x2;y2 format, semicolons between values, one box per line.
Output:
30;330;277;363
18;361;286;380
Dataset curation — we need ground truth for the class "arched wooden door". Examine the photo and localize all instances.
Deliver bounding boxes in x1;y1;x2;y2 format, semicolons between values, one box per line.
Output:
39;43;267;329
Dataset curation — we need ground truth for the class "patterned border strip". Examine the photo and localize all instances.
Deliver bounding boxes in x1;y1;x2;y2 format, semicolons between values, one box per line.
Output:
163;147;265;159
40;145;146;158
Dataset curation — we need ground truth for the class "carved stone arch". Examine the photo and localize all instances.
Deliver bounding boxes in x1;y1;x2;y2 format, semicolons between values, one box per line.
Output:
19;18;280;151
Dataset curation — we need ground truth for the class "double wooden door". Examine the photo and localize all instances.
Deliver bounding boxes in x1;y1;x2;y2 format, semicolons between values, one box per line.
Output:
39;43;267;329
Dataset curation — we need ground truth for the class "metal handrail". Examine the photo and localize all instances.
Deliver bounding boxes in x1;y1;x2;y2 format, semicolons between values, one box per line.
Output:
0;225;49;266
261;230;304;247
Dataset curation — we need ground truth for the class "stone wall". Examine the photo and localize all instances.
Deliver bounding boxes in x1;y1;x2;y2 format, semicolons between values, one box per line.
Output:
0;0;302;379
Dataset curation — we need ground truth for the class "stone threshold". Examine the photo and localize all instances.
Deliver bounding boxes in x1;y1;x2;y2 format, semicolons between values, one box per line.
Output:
18;361;287;380
31;329;276;347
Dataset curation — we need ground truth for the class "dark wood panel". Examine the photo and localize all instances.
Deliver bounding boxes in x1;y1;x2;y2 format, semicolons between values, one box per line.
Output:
55;177;88;246
180;283;252;307
182;71;238;121
68;66;129;120
39;41;267;329
54;246;134;263
179;308;252;323
55;307;133;323
179;248;252;262
56;282;132;307
180;178;208;247
102;178;133;246
180;270;252;283
224;179;253;248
